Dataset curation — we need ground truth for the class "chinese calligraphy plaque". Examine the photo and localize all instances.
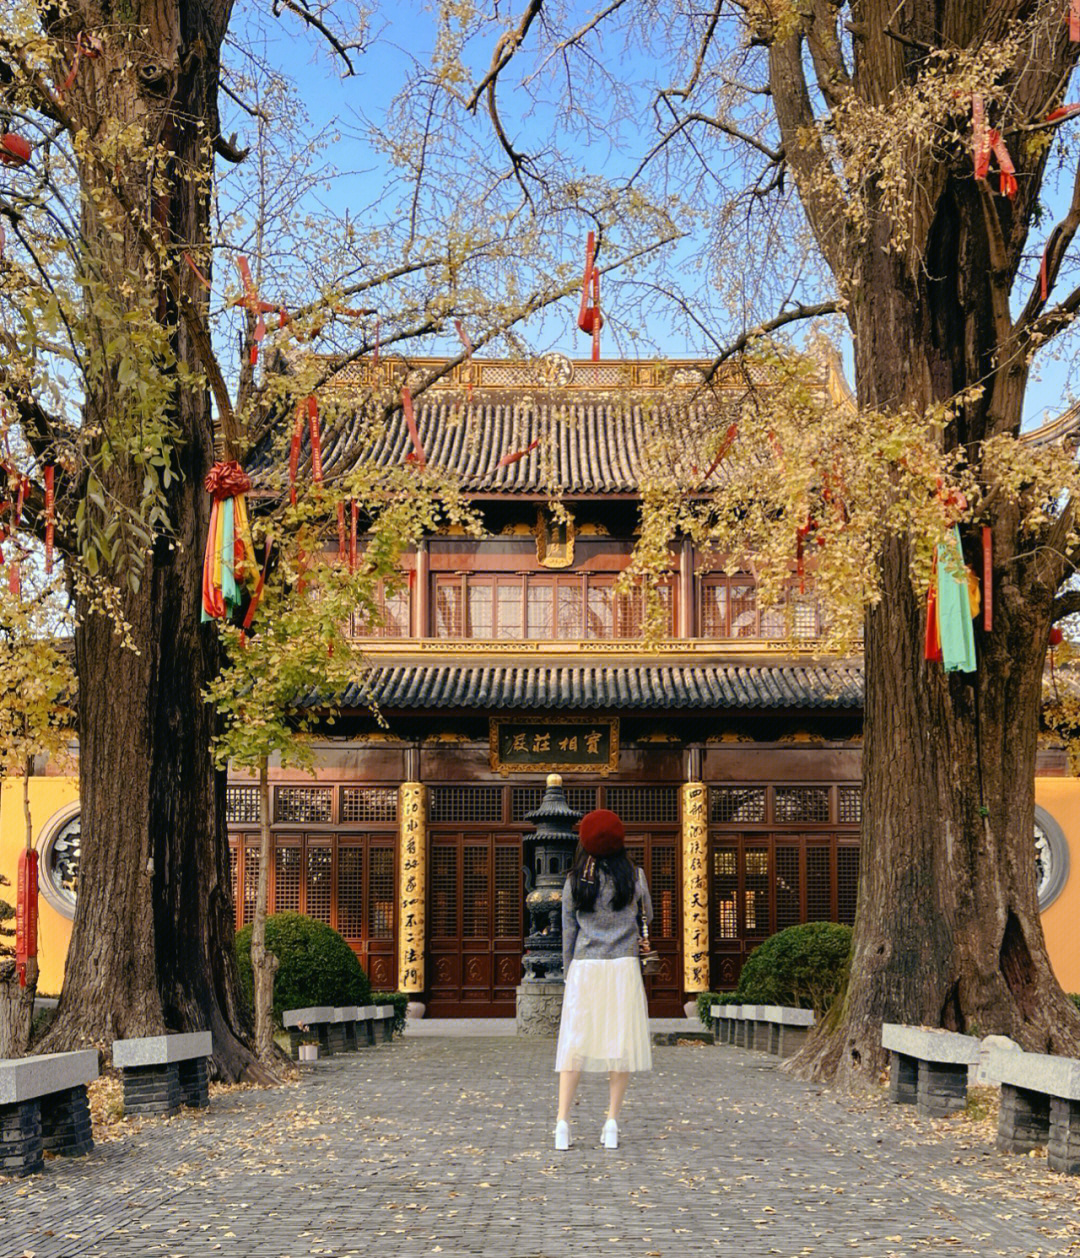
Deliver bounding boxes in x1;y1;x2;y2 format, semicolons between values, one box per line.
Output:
490;717;618;775
681;781;710;993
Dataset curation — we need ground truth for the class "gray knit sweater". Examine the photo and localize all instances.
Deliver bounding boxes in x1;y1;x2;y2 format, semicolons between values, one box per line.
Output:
562;866;654;973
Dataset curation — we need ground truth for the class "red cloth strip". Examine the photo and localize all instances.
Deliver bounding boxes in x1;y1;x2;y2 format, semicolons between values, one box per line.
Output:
402;387;426;467
578;232;595;331
184;252;212;291
204;460;251;499
989;130;1017;199
373;316;380;369
44;464;54;573
202;499;223;619
973;96;990;180
337;500;346;563
1045;103;1080;123
307;396;323;483
288;405;304;505
454;319;474;357
240;536;273;641
15;849;37;986
925;559;942;662
1071;0;1080;41
982;525;993;632
350;500;358;573
697;421;739;487
498;438;540;468
1041;242;1049;301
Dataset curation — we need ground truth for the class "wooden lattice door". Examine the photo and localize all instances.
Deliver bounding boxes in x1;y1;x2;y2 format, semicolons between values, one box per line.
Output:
427;831;524;1016
623;831;683;1017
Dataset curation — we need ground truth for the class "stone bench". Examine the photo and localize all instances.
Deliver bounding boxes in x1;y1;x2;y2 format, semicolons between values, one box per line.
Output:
112;1032;213;1118
983;1047;1080;1174
283;1005;396;1059
0;1049;98;1175
283;1006;338;1059
711;1004;815;1056
881;1024;981;1118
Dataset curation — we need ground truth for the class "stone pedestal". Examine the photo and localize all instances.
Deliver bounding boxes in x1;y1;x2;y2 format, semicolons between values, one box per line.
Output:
41;1084;93;1156
0;1099;43;1177
178;1058;210;1109
889;1052;918;1105
122;1062;183;1118
998;1083;1051;1153
1049;1097;1080;1174
917;1060;967;1118
516;982;564;1036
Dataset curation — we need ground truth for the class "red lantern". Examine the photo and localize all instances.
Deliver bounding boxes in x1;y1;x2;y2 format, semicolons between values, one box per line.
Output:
0;133;32;167
15;849;38;987
1049;626;1064;648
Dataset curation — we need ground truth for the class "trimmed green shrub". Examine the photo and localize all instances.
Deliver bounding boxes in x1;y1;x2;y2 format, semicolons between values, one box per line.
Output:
372;991;409;1038
734;922;852;1015
234;912;371;1026
696;990;740;1028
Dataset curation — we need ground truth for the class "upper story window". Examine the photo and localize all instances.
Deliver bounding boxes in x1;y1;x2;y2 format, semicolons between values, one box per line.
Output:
700;575;822;640
432;573;675;640
349;580;411;638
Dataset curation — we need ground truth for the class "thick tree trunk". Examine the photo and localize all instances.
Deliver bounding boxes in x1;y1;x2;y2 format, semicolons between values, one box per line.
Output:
39;0;268;1081
251;760;279;1062
795;211;1080;1084
0;958;37;1058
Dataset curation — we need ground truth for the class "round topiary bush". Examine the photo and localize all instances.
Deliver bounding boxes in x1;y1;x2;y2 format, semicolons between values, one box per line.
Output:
234;912;371;1025
734;921;852;1014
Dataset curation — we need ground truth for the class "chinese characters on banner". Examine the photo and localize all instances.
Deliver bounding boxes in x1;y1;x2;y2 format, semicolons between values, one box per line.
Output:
681;782;709;993
397;782;427;993
490;719;618;774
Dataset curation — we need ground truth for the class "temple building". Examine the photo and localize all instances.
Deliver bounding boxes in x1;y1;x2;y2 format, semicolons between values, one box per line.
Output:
8;356;1079;1013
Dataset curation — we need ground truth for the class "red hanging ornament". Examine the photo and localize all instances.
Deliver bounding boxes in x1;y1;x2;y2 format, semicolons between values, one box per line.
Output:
44;464;55;573
0;133;32;167
337;500;346;563
15;849;38;988
989;130;1017;199
982;526;992;632
288;403;304;505
401;387;426;468
232;256;278;365
577;232;603;361
349;500;358;573
307;396;322;484
972;96;990;180
1049;625;1064;647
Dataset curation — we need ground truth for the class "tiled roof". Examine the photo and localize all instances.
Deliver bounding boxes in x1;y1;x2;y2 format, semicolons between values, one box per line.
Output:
328;662;863;712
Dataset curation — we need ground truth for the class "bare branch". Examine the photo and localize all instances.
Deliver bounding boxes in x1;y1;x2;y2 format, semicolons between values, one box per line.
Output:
665;0;724;100
700;300;843;387
466;0;545;113
270;0;363;75
1053;588;1080;623
1016;154;1080;332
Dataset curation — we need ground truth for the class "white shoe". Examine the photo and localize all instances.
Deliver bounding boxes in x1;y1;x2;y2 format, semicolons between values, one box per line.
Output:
601;1118;618;1149
554;1120;572;1150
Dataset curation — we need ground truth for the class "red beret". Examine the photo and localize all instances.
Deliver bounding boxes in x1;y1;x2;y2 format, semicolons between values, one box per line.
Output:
578;809;625;857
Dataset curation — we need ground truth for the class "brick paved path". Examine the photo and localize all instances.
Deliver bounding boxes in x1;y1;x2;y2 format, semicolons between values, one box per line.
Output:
4;1035;1080;1258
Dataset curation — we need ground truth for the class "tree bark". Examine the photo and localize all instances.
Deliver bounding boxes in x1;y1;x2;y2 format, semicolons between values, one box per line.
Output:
793;178;1080;1084
38;0;269;1081
0;958;37;1058
251;760;279;1063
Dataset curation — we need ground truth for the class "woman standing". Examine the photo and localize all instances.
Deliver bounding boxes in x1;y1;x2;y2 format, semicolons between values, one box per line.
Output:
554;808;653;1151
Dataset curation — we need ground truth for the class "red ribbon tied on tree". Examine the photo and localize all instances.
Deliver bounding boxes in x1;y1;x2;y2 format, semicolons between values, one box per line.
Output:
15;849;38;987
204;460;251;500
0;132;32;167
44;464;55;573
232;257;278;365
578;231;603;362
972;98;1017;199
402;387;426;468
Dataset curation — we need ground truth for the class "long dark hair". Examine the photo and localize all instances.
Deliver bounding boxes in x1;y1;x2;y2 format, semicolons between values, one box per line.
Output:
568;841;636;913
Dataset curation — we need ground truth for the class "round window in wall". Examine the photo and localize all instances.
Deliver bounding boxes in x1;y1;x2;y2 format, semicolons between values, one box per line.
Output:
35;804;81;918
1035;805;1070;911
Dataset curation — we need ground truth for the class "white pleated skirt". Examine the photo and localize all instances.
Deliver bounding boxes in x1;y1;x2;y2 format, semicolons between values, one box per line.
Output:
554;956;653;1073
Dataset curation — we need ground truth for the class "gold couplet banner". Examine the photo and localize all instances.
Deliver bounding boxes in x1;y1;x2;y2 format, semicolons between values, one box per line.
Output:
397;782;427;994
681;781;709;993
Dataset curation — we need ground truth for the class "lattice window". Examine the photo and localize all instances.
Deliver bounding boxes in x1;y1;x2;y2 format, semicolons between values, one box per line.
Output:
228;845;238;913
431;845;458;936
430;785;503;823
341;787;397;824
651;842;677;940
275;785;333;824
511;784;597;822
351;581;411;638
243;845;260;926
837;846;859;926
433;576;464;638
306;845;333;922
775;845;800;932
274;846;301;913
605;786;678;824
774;786;830;824
226;786;260;825
744;848;769;936
838;786;862;825
494;846;521;938
337;846;363;938
710;786;766;824
712;846;738;940
369;846;395;940
807;845;831;921
625;843;645;872
462;844;489;939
